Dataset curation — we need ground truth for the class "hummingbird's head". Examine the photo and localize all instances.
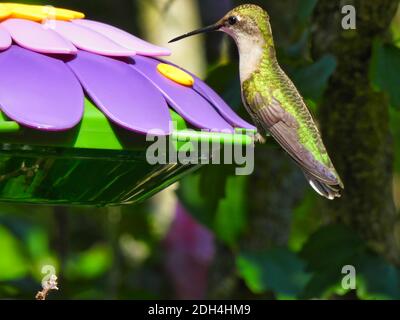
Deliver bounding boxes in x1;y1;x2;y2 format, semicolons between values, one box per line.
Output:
218;5;271;43
169;4;273;48
169;4;275;81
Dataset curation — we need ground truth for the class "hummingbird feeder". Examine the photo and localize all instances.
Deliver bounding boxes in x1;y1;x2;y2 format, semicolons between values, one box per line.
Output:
0;3;255;206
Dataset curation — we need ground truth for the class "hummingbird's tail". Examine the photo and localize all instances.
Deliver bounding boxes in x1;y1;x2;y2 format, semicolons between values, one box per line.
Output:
304;173;342;200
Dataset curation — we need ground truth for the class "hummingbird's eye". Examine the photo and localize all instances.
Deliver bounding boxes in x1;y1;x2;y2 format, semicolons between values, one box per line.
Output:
228;16;238;26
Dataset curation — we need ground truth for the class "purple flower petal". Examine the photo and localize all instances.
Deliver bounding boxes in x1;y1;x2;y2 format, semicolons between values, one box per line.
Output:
73;19;171;57
1;19;77;55
0;24;11;51
0;45;84;131
131;56;233;133
193;81;256;131
47;20;136;57
158;59;255;130
67;50;171;135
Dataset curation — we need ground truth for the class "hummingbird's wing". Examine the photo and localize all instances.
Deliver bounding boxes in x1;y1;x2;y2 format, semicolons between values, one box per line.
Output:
250;92;342;198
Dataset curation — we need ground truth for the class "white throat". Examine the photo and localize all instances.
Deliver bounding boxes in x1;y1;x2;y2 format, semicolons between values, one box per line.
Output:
237;36;264;82
221;26;265;83
221;25;268;82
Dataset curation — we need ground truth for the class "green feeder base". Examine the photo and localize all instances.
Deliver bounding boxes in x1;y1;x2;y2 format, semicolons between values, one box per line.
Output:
0;145;202;206
0;99;254;206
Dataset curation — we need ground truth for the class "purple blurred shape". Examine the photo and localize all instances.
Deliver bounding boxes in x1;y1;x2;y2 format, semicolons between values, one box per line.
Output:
67;50;171;135
0;25;11;51
164;202;215;299
1;19;77;55
73;19;171;57
131;56;234;133
0;45;84;130
48;20;136;57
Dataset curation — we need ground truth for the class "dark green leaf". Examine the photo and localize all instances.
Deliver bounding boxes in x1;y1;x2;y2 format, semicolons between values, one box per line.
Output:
357;254;400;299
177;165;248;246
300;224;366;272
300;269;344;299
177;173;212;226
389;108;400;172
213;175;247;246
296;0;319;25
66;244;112;280
288;191;321;252
298;225;400;299
0;226;28;281
177;165;235;227
303;252;400;299
285;30;311;59
290;54;337;101
237;248;311;297
369;41;400;108
205;63;242;109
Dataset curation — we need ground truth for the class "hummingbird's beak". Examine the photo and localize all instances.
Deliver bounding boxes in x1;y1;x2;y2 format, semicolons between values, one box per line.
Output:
169;23;223;43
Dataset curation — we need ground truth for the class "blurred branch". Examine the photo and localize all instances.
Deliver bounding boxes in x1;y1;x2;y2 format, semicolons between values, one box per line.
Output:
35;274;59;301
137;0;206;76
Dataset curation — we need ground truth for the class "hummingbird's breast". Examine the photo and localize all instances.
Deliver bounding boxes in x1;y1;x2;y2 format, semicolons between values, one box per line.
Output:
243;61;333;168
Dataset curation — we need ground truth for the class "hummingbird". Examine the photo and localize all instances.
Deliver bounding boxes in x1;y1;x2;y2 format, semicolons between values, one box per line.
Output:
169;4;343;199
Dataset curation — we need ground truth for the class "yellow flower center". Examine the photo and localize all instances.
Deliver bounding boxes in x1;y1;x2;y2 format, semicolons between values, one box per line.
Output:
157;63;194;87
0;3;85;22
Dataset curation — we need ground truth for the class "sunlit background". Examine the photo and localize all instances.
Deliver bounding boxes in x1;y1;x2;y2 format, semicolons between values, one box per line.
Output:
1;0;400;300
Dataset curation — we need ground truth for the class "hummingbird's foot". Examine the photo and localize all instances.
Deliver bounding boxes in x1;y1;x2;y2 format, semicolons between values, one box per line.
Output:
254;132;266;144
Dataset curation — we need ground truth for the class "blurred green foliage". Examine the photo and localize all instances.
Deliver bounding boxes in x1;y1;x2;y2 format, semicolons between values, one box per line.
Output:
177;165;247;247
290;55;337;103
370;40;400;109
237;248;311;299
